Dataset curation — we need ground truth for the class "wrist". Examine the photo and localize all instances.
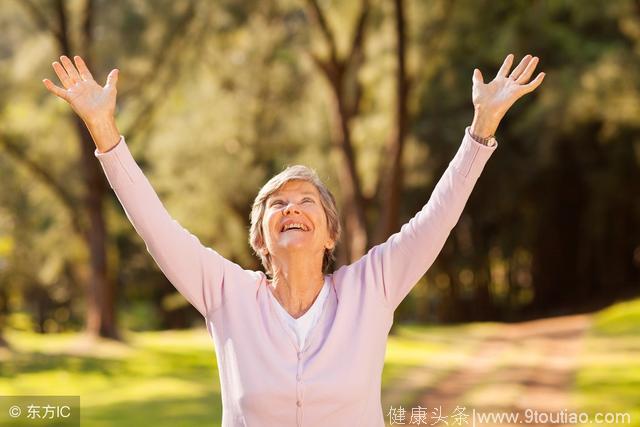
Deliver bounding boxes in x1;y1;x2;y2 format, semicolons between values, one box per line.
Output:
85;116;121;153
85;114;116;129
470;109;501;139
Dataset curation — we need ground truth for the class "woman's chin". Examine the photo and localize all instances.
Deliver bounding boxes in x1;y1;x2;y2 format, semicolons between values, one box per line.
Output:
277;234;313;250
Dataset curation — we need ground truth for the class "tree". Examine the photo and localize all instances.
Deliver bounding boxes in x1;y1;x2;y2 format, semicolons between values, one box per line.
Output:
304;0;371;262
2;0;201;338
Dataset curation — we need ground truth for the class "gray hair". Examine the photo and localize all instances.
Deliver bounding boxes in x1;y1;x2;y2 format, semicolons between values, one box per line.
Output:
249;165;341;277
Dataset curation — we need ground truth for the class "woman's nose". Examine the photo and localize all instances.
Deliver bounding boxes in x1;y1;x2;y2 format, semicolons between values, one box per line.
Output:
283;202;301;215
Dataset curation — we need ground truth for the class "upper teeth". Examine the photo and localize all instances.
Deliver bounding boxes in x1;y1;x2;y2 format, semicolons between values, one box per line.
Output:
283;223;307;231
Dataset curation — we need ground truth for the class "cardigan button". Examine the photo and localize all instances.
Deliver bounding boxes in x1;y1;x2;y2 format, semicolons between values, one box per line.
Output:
296;400;302;407
296;374;301;381
297;352;302;360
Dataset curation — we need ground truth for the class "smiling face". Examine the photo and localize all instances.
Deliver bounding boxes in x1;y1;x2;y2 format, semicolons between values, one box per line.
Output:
261;180;335;264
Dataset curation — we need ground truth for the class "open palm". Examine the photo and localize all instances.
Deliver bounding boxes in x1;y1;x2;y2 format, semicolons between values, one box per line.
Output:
43;55;118;123
472;54;545;121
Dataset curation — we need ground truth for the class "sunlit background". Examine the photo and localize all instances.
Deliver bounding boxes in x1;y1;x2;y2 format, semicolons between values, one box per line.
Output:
0;0;638;426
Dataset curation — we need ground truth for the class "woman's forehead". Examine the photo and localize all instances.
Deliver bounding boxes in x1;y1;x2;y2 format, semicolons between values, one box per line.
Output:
271;180;319;197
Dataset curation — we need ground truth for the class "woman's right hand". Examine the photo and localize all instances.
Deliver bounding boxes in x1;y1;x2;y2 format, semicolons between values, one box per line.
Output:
43;55;118;125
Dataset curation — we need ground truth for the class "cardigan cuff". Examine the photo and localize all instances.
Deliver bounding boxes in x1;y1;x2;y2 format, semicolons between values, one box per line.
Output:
94;135;136;188
449;127;498;183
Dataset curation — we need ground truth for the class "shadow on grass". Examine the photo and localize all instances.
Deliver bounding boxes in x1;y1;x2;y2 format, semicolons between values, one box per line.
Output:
82;394;223;427
1;351;125;377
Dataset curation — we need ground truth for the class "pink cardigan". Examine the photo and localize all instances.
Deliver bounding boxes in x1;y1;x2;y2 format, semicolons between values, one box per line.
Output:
95;128;497;426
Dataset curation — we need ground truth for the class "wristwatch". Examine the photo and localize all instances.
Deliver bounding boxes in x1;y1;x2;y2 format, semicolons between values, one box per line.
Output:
470;132;497;147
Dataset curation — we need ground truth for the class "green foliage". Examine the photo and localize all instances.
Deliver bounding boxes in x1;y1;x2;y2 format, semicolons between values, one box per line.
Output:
405;0;640;321
0;0;638;331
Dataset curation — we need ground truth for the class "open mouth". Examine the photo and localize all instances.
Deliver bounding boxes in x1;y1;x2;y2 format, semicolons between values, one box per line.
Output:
280;222;310;232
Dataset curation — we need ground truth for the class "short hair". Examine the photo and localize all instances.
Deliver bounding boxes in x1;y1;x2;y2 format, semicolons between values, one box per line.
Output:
249;165;341;277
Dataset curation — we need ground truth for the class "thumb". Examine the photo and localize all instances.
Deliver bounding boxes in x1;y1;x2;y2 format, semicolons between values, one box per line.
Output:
105;68;119;89
473;68;484;84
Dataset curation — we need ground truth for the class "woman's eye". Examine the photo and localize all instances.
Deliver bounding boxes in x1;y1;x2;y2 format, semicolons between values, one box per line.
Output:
302;198;314;204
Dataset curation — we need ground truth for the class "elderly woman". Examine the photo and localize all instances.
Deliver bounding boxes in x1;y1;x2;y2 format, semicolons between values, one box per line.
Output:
44;53;544;426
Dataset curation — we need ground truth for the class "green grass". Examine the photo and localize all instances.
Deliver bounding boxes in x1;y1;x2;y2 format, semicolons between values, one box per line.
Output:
574;298;640;426
0;325;472;426
8;302;634;427
0;329;221;427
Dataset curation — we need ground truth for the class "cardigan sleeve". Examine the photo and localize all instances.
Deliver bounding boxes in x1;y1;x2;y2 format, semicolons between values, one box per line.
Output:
353;127;497;311
95;136;253;318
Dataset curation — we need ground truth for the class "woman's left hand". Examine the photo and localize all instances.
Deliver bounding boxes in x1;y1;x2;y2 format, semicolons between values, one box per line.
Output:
470;54;545;138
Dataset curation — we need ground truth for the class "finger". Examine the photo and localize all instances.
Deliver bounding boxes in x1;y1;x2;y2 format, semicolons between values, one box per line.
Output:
105;69;119;90
52;61;73;89
60;55;80;83
519;72;545;94
509;54;532;80
42;78;68;100
516;56;539;84
74;56;94;81
472;68;484;84
496;54;514;78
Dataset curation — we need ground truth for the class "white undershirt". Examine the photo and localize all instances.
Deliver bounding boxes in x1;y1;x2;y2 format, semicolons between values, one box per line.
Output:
269;277;330;349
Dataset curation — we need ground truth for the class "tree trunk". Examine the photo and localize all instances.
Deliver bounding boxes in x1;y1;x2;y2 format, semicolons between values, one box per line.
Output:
373;0;409;246
306;0;370;262
77;119;119;339
56;0;119;339
328;84;369;261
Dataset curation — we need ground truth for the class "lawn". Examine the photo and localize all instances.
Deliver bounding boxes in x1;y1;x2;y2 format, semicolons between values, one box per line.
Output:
573;298;640;426
1;297;637;427
0;325;478;426
0;329;222;426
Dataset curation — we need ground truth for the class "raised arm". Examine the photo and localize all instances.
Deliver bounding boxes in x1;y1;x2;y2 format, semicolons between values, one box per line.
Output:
43;56;249;317
360;54;545;311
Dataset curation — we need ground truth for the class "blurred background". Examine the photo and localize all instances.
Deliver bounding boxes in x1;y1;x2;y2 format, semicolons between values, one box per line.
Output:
0;0;638;426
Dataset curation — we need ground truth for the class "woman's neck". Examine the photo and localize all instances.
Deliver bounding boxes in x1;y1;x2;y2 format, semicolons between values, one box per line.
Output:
269;255;325;319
